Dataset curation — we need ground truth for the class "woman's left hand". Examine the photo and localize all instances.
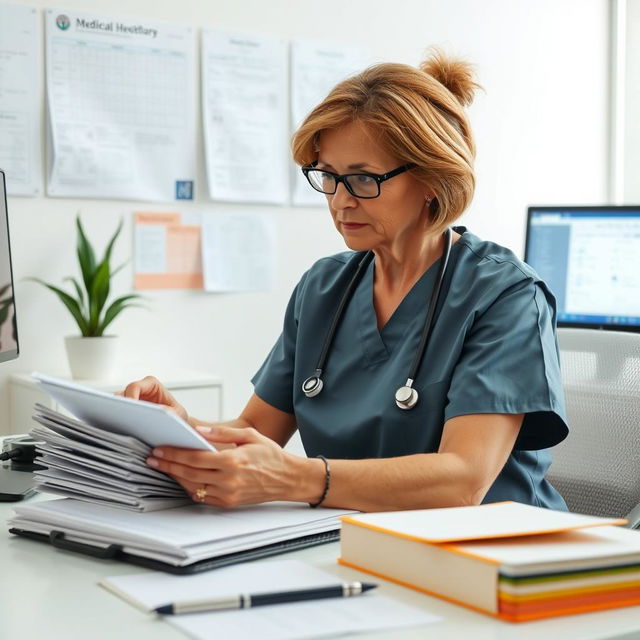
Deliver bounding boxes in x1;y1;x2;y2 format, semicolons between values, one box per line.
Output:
146;425;302;508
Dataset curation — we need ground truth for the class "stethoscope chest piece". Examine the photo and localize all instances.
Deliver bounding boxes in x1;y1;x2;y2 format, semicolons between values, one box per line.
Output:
395;384;419;410
302;375;324;398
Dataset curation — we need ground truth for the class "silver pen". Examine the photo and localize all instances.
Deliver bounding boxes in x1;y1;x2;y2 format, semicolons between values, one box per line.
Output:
154;581;378;615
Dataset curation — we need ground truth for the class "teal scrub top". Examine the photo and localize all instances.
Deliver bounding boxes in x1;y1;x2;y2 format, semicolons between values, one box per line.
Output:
252;228;569;509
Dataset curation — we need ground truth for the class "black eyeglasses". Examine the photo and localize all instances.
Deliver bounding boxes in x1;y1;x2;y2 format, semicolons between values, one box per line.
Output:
301;163;415;199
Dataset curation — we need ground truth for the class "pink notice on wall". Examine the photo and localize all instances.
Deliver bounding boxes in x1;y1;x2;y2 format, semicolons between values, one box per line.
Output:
133;212;203;290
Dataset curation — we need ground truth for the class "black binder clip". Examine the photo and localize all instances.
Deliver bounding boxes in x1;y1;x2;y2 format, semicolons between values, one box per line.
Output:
49;530;123;559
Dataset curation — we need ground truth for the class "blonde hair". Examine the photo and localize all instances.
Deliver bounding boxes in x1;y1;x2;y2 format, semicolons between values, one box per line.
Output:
292;48;481;232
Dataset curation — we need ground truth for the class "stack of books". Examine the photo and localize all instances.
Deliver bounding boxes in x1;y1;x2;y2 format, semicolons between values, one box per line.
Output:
339;502;640;622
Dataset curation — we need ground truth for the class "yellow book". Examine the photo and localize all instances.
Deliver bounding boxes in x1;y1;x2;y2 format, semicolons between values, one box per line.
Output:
338;502;640;622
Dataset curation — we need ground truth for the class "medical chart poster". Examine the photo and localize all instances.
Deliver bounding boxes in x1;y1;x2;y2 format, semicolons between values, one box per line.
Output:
0;3;41;196
45;10;196;202
290;41;368;207
134;212;203;290
202;29;289;205
201;212;276;292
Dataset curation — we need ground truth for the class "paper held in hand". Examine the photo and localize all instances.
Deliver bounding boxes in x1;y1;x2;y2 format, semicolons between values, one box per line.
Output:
31;372;214;451
28;372;216;511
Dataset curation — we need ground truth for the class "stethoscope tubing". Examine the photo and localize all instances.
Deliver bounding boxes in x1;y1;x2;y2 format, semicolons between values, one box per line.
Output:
302;228;453;408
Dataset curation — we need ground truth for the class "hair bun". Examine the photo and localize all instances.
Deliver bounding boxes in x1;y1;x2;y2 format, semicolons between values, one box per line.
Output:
419;48;480;107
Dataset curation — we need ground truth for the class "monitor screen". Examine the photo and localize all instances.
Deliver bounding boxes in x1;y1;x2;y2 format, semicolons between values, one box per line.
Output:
0;169;18;361
525;206;640;331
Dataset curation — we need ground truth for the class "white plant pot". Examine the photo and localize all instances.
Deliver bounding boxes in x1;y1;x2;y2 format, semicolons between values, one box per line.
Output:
65;335;119;380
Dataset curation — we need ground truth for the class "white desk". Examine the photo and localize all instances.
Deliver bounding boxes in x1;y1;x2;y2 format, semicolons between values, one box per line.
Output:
2;497;640;640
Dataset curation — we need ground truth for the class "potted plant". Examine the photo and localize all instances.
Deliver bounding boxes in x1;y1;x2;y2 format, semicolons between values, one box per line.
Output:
31;216;142;379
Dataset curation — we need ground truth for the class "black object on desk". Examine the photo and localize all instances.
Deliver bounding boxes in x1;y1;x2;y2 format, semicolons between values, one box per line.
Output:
155;581;378;615
8;527;340;574
0;468;36;501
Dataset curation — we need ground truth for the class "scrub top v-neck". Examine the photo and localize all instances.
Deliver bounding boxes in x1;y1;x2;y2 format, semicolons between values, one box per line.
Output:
252;228;569;510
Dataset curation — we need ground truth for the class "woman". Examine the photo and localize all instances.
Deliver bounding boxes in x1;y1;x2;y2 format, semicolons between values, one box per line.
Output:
124;50;568;512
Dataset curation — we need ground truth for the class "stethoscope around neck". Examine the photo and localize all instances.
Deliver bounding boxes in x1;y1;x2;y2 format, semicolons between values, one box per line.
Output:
302;227;453;410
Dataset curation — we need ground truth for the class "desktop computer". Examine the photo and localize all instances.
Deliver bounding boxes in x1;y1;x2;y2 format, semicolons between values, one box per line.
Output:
0;169;18;361
0;169;36;500
525;206;640;332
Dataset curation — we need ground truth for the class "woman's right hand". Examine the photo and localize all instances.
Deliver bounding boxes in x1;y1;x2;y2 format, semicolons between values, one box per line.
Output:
120;375;190;424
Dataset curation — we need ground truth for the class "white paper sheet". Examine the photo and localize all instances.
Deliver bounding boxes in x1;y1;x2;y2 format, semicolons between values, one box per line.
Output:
0;3;41;196
291;41;368;206
101;559;440;640
45;9;196;201
202;212;276;292
202;29;289;204
32;372;215;452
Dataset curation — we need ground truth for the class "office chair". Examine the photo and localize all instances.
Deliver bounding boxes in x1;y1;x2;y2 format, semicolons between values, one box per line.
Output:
547;328;640;525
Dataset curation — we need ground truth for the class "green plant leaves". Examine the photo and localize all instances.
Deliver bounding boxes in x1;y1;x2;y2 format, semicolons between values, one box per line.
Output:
98;294;143;335
28;278;89;336
76;216;96;295
31;216;143;337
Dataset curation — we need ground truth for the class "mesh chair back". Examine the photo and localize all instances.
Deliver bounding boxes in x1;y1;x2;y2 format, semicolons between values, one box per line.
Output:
548;328;640;518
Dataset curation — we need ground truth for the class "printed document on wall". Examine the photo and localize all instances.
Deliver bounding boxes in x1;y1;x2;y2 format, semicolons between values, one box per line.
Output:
202;29;288;204
45;9;196;201
134;212;203;290
202;213;276;292
291;41;368;206
0;3;41;196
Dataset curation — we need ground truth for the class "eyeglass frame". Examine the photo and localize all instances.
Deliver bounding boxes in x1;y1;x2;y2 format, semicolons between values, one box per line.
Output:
301;162;416;199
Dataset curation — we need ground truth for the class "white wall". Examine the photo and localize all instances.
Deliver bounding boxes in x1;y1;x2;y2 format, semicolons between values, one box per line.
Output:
1;0;610;432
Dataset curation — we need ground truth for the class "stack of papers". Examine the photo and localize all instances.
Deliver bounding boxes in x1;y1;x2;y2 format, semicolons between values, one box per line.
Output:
30;403;191;512
9;499;355;568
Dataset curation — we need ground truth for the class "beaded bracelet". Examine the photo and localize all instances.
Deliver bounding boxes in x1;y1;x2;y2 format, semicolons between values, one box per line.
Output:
309;455;330;508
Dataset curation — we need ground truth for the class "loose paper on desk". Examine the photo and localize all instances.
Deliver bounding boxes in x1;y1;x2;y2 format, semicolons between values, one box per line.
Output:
0;3;41;196
45;9;196;201
134;212;203;290
202;212;276;292
202;29;289;205
101;559;439;640
291;41;368;207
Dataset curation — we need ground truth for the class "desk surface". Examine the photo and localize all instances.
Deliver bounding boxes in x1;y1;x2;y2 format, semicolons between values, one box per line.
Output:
2;498;640;640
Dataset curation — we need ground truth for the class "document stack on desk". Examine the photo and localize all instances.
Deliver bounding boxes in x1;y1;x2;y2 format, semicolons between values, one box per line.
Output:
8;374;355;572
339;502;640;622
30;403;191;512
8;497;354;572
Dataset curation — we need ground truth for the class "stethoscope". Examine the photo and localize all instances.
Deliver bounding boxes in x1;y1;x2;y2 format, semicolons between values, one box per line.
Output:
302;227;453;410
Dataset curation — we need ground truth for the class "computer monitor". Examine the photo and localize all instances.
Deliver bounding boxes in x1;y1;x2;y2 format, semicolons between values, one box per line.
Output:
0;169;18;361
525;205;640;332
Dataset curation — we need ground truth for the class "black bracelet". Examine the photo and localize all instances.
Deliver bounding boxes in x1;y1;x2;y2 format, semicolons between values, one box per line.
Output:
309;455;330;508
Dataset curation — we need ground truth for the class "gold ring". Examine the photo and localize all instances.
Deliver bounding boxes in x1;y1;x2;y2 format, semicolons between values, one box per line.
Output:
195;486;207;502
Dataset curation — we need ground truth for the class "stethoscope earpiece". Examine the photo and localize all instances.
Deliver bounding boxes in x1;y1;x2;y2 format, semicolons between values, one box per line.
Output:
395;384;419;410
302;375;324;398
